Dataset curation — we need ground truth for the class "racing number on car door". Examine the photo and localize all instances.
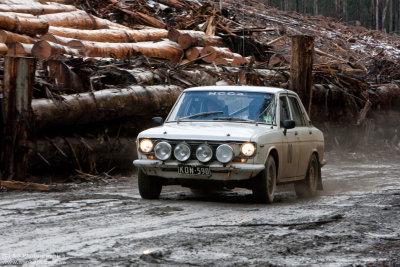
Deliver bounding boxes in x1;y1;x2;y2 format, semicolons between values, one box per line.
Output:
287;143;293;164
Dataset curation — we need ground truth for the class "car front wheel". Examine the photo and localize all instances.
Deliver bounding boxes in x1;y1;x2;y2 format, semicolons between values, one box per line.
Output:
295;153;320;198
252;155;276;203
138;168;162;199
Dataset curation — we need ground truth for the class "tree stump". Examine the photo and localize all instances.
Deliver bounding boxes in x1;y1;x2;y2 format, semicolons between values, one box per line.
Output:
289;35;314;115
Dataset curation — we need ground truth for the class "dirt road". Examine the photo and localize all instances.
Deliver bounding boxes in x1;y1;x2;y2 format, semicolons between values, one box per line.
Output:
1;153;399;266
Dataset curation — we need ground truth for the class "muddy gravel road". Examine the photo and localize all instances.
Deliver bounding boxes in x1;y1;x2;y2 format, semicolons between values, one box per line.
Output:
1;153;400;266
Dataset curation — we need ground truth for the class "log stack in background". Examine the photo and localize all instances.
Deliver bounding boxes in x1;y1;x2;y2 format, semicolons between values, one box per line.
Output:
0;0;253;177
0;0;399;179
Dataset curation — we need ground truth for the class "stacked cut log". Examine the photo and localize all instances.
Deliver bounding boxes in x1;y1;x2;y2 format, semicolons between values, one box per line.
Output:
0;12;49;35
47;27;168;42
0;2;77;15
66;39;183;62
168;29;249;66
31;40;81;59
0;30;35;44
0;5;177;63
7;41;33;56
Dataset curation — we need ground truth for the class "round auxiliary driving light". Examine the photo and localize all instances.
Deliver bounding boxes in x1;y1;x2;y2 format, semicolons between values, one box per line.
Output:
174;143;191;161
241;143;256;157
139;139;153;153
196;144;213;163
154;142;171;160
216;144;233;163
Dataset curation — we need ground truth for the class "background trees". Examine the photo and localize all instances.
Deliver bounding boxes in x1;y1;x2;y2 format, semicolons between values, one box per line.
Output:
264;0;400;33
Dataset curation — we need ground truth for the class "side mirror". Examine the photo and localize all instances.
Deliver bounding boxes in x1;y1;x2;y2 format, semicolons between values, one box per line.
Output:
152;117;163;126
282;120;295;136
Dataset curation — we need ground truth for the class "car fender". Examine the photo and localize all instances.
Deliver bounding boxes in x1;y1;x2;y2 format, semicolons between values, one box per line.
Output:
264;145;281;179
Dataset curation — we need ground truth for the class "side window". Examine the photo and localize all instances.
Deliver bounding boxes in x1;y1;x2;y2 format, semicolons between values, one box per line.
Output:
279;96;290;126
288;97;306;126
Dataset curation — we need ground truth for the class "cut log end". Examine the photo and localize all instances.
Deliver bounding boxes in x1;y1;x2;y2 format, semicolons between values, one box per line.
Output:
178;34;195;50
31;40;52;59
0;43;7;54
185;46;203;61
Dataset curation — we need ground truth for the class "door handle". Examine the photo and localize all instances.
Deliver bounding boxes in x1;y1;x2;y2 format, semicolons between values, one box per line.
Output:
309;130;312;135
295;131;298;136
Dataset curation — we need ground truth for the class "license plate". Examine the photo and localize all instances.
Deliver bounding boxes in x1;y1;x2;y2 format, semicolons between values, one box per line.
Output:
178;165;211;176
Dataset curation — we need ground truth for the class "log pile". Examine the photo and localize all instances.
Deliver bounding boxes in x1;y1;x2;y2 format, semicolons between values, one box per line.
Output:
0;0;400;180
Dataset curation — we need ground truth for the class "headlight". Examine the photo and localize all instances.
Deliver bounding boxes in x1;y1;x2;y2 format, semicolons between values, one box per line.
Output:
174;143;191;161
216;144;233;163
139;139;153;153
154;142;171;160
196;144;213;163
241;143;256;157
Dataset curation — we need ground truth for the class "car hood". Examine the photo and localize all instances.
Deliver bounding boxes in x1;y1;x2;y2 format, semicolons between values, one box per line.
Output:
138;121;274;142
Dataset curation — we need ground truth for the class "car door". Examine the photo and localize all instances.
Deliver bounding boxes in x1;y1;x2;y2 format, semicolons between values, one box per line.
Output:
287;95;312;177
279;95;300;179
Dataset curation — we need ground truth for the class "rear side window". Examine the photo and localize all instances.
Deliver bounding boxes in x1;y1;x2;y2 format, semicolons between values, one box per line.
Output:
279;96;290;125
288;97;306;126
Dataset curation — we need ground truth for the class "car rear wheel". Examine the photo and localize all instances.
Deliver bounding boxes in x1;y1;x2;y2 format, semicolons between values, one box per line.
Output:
252;155;276;203
138;168;162;199
295;153;319;198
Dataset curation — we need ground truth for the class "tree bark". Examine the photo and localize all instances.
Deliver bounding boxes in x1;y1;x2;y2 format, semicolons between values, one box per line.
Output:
42;60;85;92
1;56;36;180
47;26;168;43
178;32;223;49
200;46;246;64
32;85;183;130
314;0;318;15
0;180;55;191
381;0;390;31
67;40;183;62
389;0;393;32
39;10;111;30
0;30;36;44
40;33;75;46
0;3;76;15
0;12;49;36
32;40;81;60
6;42;33;56
376;0;379;30
118;9;166;29
290;35;314;115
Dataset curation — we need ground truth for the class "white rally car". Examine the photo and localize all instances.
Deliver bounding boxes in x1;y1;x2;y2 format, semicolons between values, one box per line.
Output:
133;86;325;203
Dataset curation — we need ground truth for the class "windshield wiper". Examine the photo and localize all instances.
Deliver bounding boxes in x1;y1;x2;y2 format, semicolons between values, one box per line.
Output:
213;117;254;122
177;111;224;122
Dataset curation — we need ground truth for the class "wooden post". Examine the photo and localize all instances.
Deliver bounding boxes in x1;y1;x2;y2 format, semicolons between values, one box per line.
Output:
1;56;36;180
289;35;314;115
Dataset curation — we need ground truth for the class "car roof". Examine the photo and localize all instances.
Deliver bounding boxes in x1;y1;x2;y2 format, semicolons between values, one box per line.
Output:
183;85;296;95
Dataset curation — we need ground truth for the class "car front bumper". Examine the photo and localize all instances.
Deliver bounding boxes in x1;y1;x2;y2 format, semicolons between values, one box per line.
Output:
133;159;265;181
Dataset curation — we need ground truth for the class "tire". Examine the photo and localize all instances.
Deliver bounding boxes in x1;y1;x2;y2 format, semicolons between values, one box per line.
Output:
252;155;277;203
295;153;320;198
138;168;162;199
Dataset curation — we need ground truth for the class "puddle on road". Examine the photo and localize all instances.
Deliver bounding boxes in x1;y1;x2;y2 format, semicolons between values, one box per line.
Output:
322;156;400;195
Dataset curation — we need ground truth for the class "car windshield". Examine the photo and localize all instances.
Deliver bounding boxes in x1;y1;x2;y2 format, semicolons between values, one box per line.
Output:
167;90;276;124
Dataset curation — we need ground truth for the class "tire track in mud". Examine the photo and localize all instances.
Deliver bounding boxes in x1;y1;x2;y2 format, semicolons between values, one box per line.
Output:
0;155;400;266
